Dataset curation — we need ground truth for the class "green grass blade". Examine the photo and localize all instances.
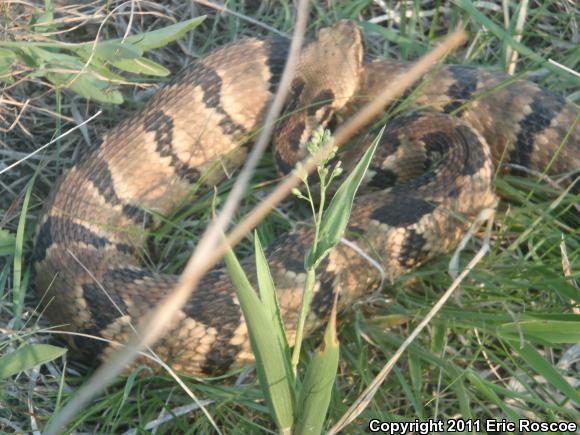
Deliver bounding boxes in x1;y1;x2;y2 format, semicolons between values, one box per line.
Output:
0;262;10;299
63;73;124;104
307;126;384;268
13;179;34;326
223;244;295;432
76;41;143;62
295;298;339;435
116;17;206;51
254;232;290;360
393;366;424;419
113;366;151;422
110;57;170;76
0;344;67;379
456;0;572;78
430;320;446;354
466;369;521;421
499;319;580;344
468;374;580;418
407;353;423;401
506;339;580;405
0;228;16;256
0;48;16;77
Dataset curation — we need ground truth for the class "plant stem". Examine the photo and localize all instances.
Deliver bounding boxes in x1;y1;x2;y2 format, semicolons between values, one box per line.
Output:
290;267;316;376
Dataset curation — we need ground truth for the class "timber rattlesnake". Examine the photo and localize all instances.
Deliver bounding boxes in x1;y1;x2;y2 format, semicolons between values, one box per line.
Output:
34;20;579;376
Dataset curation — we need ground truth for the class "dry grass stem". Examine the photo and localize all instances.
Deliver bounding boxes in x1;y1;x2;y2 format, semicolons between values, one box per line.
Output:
560;236;579;315
0;110;102;176
548;59;580;78
505;0;528;75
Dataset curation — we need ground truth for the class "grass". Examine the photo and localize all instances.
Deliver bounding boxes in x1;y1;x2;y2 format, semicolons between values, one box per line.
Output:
1;0;579;433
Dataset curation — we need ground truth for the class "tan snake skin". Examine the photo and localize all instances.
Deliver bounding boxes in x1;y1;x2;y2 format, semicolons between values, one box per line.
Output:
34;21;579;376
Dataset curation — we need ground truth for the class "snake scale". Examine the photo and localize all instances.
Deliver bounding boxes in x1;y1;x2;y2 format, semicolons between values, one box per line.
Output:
34;21;579;376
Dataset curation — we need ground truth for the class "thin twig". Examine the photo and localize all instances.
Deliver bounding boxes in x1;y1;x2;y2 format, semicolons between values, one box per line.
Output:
0;111;102;176
548;59;580;78
505;0;528;75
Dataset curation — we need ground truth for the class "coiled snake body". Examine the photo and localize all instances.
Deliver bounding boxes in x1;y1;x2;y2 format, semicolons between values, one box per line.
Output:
34;21;579;376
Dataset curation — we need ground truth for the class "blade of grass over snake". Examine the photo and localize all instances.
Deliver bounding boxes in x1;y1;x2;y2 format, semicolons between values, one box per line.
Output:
255;232;290;357
45;25;466;434
0;344;67;380
307;126;384;268
294;294;340;435
223;241;295;432
227;29;467;259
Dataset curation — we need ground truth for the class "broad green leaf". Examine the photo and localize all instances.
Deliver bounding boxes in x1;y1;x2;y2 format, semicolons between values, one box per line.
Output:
224;243;294;432
295;298;339;435
85;58;127;81
25;46;79;65
68;74;123;104
25;46;122;103
506;339;580;405
111;57;170;76
499;319;580;344
46;70;123;104
0;229;16;256
0;344;67;379
254;232;290;360
307;126;384;268
76;41;143;63
118;16;206;51
0;48;17;75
